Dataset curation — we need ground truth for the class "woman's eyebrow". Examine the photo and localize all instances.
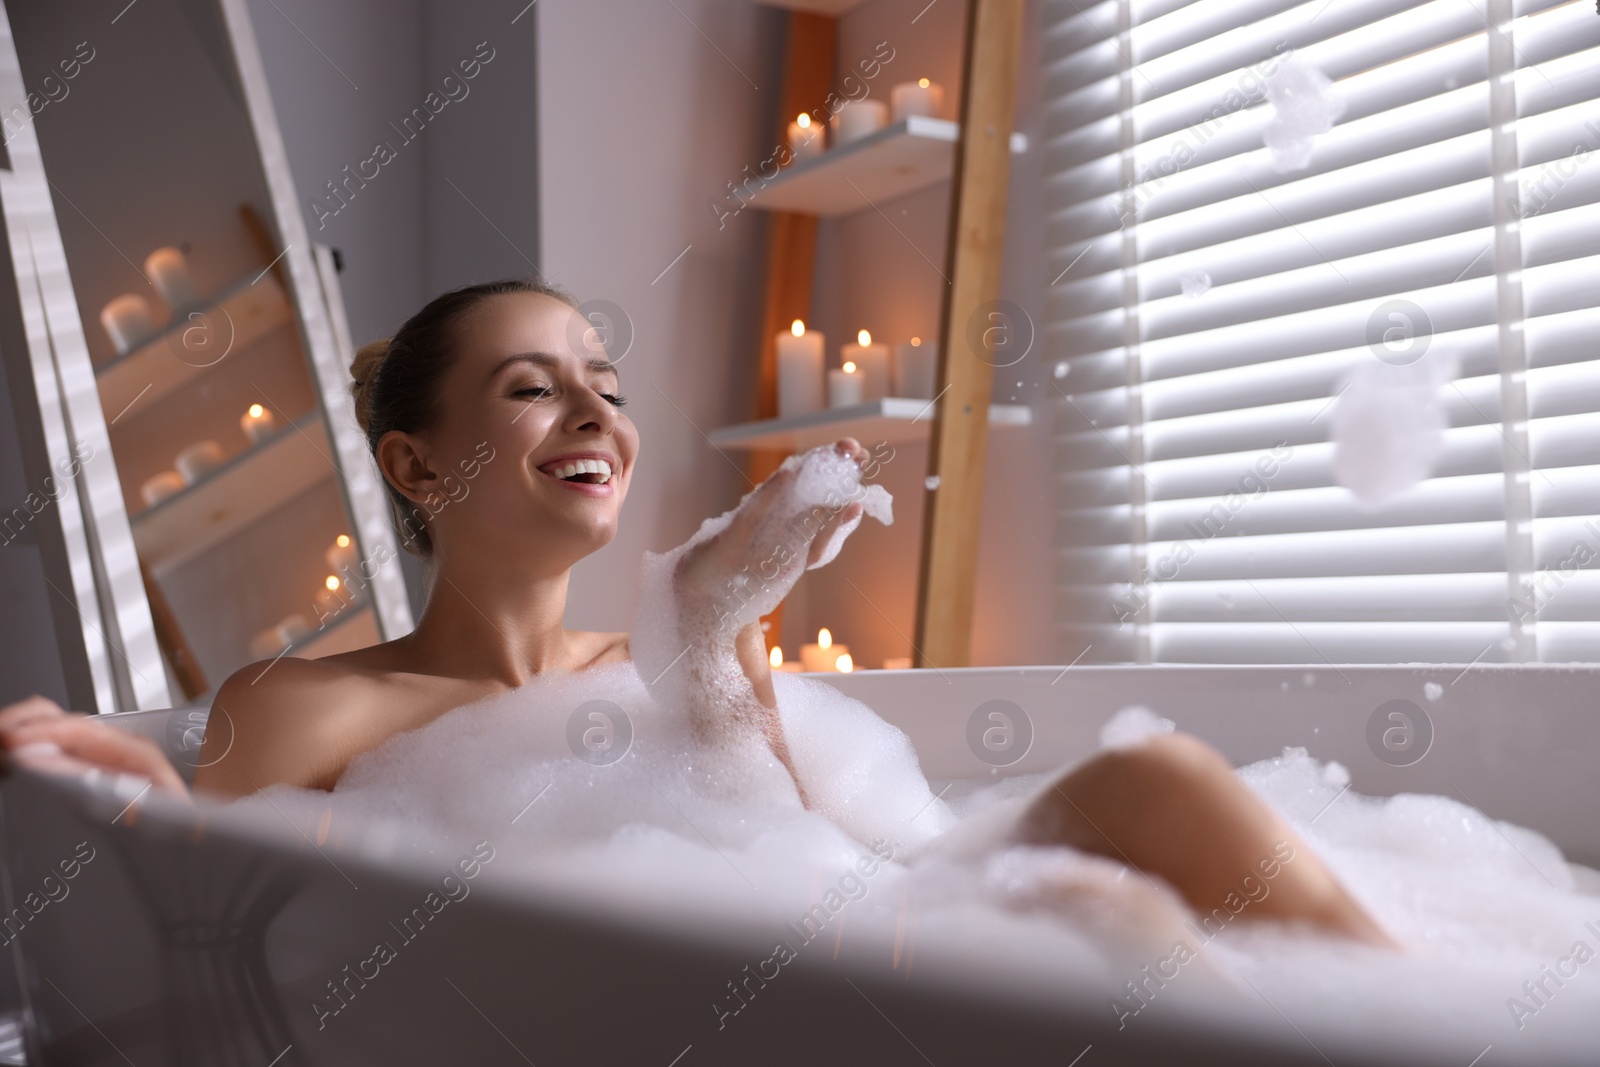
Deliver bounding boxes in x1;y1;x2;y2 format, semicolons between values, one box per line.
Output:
489;352;619;381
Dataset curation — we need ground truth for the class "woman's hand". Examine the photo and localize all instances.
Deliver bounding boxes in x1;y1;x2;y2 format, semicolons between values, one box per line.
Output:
0;695;190;800
673;438;868;616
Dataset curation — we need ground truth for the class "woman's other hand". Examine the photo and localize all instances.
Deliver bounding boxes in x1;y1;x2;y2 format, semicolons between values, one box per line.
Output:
0;695;190;800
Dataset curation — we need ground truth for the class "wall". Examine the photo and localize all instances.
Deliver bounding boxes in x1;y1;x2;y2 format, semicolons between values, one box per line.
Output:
536;0;784;632
792;0;1054;669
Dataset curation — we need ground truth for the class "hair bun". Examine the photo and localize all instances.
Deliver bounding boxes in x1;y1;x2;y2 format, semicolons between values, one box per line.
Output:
350;337;391;434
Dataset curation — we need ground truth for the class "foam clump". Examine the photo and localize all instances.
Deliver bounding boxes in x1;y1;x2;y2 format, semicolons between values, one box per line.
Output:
1098;705;1176;749
1179;269;1212;298
1263;58;1345;171
1332;358;1452;506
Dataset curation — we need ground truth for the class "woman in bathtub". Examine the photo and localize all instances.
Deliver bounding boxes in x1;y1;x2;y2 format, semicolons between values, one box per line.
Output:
0;279;1389;946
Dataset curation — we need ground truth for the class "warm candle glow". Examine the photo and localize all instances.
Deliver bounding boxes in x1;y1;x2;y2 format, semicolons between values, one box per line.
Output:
919;77;930;88
842;361;857;374
818;628;832;649
796;112;811;129
336;534;351;548
836;653;854;673
857;329;872;346
791;319;806;337
324;575;341;591
911;336;922;346
769;646;783;668
247;403;264;418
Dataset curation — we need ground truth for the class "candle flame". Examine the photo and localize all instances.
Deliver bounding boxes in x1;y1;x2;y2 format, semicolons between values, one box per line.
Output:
797;113;811;129
911;336;922;346
818;628;832;649
857;329;872;346
769;646;783;668
247;403;264;418
919;77;930;88
836;652;854;673
336;534;351;548
842;361;857;373
791;319;806;337
324;575;341;591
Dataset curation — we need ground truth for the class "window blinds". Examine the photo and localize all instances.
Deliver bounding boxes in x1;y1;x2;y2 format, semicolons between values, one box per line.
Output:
1042;0;1600;664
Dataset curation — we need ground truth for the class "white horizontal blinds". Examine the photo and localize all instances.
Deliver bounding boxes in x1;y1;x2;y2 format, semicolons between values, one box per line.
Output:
1042;0;1600;663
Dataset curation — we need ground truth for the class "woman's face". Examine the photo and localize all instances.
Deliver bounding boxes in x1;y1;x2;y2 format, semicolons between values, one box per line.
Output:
408;291;638;571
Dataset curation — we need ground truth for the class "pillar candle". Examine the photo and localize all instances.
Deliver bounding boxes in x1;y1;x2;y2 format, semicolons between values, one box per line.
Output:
786;113;825;162
239;403;278;444
144;247;201;314
831;99;888;145
777;320;825;419
314;575;349;621
100;294;157;355
828;361;864;408
891;78;945;121
800;628;849;672
894;337;938;399
174;440;226;483
841;329;890;401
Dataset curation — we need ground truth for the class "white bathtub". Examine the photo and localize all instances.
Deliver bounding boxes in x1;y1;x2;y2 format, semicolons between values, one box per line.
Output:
3;664;1596;1065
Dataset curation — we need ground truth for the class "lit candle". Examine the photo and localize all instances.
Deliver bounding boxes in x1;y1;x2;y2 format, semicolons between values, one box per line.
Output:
324;533;358;578
890;77;945;121
786;112;825;162
893;336;938;399
139;470;186;508
831;99;888;145
313;574;348;621
769;645;802;673
836;652;854;673
828;360;864;408
841;329;890;402
800;628;850;672
144;247;201;315
99;294;157;355
777;319;825;419
239;402;278;444
174;440;226;483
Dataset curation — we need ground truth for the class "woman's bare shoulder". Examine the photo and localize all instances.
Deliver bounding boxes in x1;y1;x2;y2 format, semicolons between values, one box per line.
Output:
197;653;392;797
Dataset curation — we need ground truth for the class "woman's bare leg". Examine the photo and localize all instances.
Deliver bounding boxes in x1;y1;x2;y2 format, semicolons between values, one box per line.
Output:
1013;733;1393;947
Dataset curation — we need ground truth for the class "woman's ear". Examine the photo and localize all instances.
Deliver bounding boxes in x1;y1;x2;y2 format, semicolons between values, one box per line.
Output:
376;430;439;508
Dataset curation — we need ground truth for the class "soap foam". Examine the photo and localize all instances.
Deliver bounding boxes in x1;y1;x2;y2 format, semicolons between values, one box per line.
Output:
1263;58;1345;171
230;450;1600;1056
1332;356;1453;506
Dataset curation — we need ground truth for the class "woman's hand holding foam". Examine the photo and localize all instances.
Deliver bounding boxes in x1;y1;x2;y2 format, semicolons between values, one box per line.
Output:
672;438;874;634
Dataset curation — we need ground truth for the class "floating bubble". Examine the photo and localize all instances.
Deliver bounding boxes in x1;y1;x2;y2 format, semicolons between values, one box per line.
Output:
1424;681;1443;702
1052;361;1070;380
1179;269;1212;298
925;475;941;490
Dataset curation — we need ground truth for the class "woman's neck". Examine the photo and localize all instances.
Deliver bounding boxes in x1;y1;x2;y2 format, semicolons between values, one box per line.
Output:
404;559;576;686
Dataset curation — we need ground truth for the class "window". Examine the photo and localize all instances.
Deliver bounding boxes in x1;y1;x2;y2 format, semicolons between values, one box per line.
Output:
1043;0;1600;665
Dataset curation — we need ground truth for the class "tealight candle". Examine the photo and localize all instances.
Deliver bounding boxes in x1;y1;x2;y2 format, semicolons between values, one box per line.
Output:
99;294;157;355
891;77;945;121
313;574;348;621
249;613;311;659
239;403;278;444
800;628;849;672
841;329;890;401
894;336;938;399
768;646;802;673
828;360;864;408
785;112;825;162
325;533;358;578
139;470;186;508
777;319;825;418
174;440;226;483
831;99;888;145
144;247;201;314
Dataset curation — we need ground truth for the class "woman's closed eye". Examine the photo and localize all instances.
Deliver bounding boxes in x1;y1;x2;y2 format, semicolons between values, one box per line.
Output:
512;384;627;407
